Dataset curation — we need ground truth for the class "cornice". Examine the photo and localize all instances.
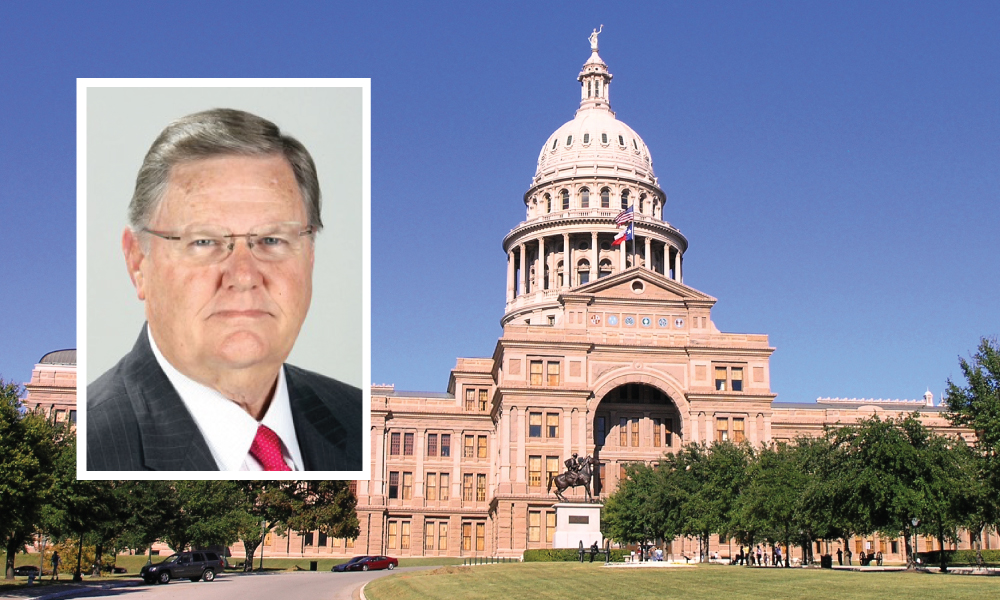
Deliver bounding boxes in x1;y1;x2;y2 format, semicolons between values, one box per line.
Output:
502;216;685;251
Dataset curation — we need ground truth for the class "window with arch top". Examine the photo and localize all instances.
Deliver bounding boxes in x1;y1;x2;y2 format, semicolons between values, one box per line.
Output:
580;188;589;208
561;189;569;210
545;194;551;213
621;190;629;210
600;188;610;208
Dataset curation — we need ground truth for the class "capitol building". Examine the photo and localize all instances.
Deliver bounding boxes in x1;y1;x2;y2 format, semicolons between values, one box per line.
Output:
27;34;990;563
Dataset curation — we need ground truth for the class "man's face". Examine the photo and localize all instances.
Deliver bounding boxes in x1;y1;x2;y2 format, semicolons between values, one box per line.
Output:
125;155;314;382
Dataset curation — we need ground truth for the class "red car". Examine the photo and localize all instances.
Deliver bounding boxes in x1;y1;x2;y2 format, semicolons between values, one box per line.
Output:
331;556;398;572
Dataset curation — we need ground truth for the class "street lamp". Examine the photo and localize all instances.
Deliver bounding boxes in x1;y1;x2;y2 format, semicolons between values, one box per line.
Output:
911;518;920;567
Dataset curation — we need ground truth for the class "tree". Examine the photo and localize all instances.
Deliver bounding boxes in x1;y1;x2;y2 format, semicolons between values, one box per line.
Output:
161;481;246;553
0;379;58;579
602;463;661;551
944;336;1000;565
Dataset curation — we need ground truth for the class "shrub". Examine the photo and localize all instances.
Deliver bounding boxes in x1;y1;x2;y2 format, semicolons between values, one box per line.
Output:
522;548;629;562
917;549;1000;566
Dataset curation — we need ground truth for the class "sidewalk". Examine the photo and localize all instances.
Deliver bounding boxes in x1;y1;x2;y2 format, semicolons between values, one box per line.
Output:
0;579;141;600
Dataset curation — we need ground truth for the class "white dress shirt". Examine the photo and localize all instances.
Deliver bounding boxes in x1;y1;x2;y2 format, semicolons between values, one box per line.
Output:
148;328;305;471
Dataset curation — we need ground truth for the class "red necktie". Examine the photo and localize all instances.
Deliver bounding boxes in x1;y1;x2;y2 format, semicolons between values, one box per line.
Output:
250;424;292;471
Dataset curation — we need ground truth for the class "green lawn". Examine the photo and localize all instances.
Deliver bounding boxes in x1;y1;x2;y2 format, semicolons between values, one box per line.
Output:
364;562;1000;600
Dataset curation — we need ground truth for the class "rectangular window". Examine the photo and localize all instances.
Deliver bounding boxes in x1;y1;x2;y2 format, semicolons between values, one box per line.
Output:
891;541;898;554
464;435;475;458
439;523;448;551
547;413;559;438
390;432;400;455
530;361;543;385
477;435;488;458
402;472;413;500
349;480;357;495
388;471;399;499
441;434;451;457
620;417;628;447
631;418;640;447
318;532;327;546
546;512;556;543
546;456;559;486
716;418;729;443
388;521;397;549
528;455;542;487
425;522;435;550
529;511;540;542
401;521;410;550
426;473;437;501
733;418;745;443
476;523;485;551
440;473;450;500
403;433;414;455
596;416;607;445
465;388;475;411
346;537;354;548
665;418;673;447
715;367;728;391
304;532;314;546
619;463;627;481
547;361;560;386
462;523;472;551
479;389;489;411
427;433;438;457
732;367;743;392
529;412;542;437
477;473;487;501
463;473;474;501
69;410;76;423
653;418;662;447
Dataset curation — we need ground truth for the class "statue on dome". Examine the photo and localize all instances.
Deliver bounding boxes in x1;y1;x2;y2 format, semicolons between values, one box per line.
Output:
589;25;603;52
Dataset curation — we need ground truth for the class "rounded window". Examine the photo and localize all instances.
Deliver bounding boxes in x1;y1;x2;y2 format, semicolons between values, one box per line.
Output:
580;188;590;208
601;133;609;145
551;138;558;150
631;280;645;294
566;135;573;146
583;133;590;144
618;134;625;146
600;241;611;251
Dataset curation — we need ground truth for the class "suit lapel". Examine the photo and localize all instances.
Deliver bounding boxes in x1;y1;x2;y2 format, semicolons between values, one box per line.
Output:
286;368;354;471
122;326;219;471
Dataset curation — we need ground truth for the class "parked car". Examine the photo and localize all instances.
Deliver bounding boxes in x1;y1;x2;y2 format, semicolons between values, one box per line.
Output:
13;565;40;577
331;556;398;572
140;551;225;584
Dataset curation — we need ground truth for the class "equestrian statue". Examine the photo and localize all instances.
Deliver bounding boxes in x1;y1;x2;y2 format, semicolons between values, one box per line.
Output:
548;453;597;502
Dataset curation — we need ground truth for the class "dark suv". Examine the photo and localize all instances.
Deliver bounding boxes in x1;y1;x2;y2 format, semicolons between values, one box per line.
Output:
140;551;225;584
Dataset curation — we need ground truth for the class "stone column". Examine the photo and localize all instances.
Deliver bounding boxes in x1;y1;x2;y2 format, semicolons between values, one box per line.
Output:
663;244;670;277
499;405;511;491
590;232;598;282
562;233;571;289
518;243;526;295
416;429;426;503
673;248;681;282
537;236;546;291
644;236;651;271
678;253;683;283
507;250;515;302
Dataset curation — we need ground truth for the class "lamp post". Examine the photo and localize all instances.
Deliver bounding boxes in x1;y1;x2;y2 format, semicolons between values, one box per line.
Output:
910;518;920;568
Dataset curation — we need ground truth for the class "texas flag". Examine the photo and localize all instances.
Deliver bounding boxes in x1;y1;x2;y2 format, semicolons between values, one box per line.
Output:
612;222;633;246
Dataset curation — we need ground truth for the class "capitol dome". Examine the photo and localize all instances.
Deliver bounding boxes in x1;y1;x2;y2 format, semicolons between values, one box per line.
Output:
502;30;688;328
531;47;656;188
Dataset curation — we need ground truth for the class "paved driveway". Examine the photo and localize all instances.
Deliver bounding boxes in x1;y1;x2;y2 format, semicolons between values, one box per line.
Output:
0;568;428;600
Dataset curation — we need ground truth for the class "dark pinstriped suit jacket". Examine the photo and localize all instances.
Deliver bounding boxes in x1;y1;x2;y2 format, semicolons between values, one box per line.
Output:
86;327;363;471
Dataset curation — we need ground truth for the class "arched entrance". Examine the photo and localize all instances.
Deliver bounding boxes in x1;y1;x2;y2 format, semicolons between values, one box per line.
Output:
591;383;683;496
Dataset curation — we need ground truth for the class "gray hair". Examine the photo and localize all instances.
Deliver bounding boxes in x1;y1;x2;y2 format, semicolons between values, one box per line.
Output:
129;108;323;232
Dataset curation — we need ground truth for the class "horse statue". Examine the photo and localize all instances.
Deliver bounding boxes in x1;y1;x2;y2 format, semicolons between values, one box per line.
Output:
548;455;596;502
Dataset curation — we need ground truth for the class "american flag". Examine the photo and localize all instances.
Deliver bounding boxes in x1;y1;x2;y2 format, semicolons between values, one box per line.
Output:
614;206;634;226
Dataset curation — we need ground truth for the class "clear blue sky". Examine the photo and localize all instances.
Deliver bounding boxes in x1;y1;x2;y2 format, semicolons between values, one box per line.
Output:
0;2;997;404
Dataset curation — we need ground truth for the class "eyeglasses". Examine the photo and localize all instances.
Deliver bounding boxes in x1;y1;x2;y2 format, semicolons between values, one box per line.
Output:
142;222;314;265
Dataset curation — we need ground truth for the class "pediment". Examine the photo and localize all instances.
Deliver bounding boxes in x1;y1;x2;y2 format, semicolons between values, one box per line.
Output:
564;267;716;305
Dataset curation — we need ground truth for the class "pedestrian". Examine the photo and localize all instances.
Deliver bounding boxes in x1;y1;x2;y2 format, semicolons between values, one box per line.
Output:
845;547;852;566
837;547;843;566
50;551;60;581
756;546;762;566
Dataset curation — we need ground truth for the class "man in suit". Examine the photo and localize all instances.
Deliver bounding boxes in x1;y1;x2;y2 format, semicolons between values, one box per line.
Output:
87;108;362;471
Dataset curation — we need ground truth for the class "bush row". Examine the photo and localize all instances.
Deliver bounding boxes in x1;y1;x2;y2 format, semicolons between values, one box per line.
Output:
522;548;629;562
916;549;1000;566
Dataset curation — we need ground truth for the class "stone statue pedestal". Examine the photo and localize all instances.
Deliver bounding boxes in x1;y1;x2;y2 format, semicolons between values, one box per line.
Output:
552;503;603;549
